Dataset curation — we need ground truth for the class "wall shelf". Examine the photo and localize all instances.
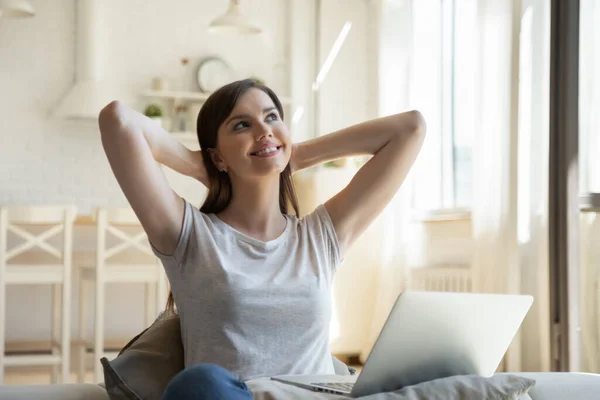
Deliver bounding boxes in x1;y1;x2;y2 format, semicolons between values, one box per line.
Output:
142;90;293;105
142;90;210;102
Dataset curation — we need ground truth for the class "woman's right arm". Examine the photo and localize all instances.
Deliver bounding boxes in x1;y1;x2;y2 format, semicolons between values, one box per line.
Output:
98;100;207;255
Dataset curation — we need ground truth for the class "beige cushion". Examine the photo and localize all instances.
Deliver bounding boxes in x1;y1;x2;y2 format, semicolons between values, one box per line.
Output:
100;312;354;400
247;374;535;399
508;372;600;400
100;312;536;400
101;313;183;400
381;374;535;400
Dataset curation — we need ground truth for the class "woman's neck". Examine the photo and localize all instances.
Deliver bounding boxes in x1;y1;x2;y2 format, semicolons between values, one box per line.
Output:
217;174;287;242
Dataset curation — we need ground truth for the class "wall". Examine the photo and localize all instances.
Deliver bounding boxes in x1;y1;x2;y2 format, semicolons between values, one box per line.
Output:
1;0;290;342
1;0;482;360
1;0;289;212
1;0;380;352
314;0;374;354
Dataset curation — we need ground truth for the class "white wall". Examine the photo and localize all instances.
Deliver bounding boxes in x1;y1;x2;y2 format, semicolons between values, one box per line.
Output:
1;0;290;342
1;0;380;351
314;0;374;355
316;0;370;135
1;0;480;360
1;0;288;212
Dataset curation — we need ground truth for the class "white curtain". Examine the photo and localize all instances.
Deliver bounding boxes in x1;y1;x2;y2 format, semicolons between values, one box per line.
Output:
580;212;600;373
361;0;553;372
359;0;415;362
472;0;552;372
470;0;522;371
515;0;551;372
579;0;600;374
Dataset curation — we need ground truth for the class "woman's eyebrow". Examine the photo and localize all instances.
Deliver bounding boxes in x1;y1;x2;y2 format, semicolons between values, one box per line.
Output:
226;107;278;125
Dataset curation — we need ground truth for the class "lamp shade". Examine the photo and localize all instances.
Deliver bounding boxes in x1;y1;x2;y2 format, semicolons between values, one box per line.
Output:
208;0;261;36
0;0;35;17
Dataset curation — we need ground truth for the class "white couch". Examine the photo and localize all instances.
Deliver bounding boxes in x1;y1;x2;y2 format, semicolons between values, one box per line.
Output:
2;372;600;399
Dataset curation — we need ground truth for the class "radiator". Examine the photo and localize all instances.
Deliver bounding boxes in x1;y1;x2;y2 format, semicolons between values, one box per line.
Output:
405;266;506;370
407;267;473;292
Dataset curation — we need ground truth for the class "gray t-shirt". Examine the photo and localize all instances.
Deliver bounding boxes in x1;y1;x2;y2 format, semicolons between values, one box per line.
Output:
152;200;341;380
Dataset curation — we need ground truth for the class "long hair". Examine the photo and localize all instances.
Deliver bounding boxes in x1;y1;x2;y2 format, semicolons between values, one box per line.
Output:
164;79;300;314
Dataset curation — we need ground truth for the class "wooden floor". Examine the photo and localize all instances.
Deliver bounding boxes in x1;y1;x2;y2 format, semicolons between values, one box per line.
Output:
2;339;128;386
4;366;363;386
3;369;98;386
4;353;364;386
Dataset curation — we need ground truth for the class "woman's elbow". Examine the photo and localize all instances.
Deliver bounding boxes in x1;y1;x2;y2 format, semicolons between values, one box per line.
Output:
391;110;426;144
406;110;427;137
98;100;127;135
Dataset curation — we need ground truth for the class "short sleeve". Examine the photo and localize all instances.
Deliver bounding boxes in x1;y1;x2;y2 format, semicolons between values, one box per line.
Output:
150;199;194;265
303;204;342;272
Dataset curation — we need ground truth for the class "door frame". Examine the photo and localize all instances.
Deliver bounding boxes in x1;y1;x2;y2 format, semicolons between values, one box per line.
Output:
548;0;581;372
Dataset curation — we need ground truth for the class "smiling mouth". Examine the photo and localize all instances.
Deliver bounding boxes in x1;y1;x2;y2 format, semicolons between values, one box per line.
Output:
250;146;282;157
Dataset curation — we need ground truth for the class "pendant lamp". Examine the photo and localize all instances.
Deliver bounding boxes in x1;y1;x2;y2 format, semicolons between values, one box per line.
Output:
208;0;261;36
0;0;35;18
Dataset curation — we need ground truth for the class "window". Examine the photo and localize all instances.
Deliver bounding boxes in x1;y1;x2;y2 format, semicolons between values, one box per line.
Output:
409;0;477;211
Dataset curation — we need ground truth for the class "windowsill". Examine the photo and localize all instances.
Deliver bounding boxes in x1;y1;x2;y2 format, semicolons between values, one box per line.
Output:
580;193;600;212
410;208;472;222
409;198;600;222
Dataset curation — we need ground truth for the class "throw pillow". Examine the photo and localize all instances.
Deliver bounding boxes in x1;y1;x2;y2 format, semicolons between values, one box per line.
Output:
358;374;536;400
249;374;535;400
101;313;184;400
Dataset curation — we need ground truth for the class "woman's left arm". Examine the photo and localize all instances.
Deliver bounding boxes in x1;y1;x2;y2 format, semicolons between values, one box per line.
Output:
293;110;426;256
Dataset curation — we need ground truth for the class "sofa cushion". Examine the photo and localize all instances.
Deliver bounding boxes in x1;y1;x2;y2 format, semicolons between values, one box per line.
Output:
101;312;183;400
104;313;535;400
377;374;536;400
247;374;536;399
507;372;600;400
101;312;355;400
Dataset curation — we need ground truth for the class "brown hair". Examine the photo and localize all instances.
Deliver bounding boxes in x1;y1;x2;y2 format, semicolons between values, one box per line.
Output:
164;79;300;314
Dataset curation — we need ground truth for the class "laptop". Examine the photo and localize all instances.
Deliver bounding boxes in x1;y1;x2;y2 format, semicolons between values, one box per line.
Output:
271;290;533;398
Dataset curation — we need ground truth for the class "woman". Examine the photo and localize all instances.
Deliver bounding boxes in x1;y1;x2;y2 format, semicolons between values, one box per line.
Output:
98;79;425;399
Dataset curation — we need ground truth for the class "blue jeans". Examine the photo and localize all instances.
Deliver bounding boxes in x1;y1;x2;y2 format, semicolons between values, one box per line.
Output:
162;363;253;400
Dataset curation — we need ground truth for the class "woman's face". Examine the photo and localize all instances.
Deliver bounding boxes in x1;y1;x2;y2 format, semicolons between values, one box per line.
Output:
211;88;291;179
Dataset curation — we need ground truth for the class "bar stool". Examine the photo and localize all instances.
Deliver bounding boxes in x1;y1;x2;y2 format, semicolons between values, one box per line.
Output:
0;205;76;384
76;207;167;383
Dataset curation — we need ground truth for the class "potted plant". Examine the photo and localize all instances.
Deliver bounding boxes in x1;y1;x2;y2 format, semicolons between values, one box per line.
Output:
143;103;164;127
249;76;265;85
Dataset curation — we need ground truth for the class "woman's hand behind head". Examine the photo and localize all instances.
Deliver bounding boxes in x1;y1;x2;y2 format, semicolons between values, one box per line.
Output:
191;150;209;187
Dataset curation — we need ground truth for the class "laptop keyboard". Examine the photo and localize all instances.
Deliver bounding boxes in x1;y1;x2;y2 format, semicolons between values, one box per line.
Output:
311;382;355;393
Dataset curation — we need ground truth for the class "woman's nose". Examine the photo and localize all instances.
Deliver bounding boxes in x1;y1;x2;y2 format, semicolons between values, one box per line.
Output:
255;123;273;141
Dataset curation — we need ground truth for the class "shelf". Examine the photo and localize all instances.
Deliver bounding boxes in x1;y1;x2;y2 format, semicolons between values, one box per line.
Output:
142;90;293;105
581;193;600;212
142;90;210;101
